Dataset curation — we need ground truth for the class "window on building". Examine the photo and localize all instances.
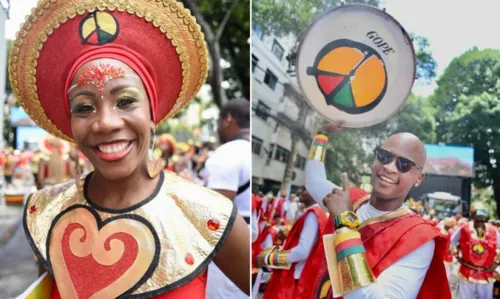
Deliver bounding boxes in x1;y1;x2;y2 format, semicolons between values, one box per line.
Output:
295;155;306;170
255;100;270;121
272;40;285;60
253;24;263;39
252;55;259;73
252;136;263;155
268;144;275;159
274;145;290;163
264;69;278;90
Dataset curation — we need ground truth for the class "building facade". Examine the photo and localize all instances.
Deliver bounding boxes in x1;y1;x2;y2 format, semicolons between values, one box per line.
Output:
251;24;319;194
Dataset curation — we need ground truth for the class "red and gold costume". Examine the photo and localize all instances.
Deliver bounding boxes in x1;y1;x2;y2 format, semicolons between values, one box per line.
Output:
24;172;235;298
38;135;71;187
305;133;450;299
252;224;279;271
0;151;6;168
156;134;177;172
252;194;263;224
442;218;457;265
311;193;450;299
11;1;238;298
262;205;327;299
275;197;287;224
260;196;276;226
458;222;498;283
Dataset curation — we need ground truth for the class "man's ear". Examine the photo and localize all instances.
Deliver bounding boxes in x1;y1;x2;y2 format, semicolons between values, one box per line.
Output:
414;172;425;187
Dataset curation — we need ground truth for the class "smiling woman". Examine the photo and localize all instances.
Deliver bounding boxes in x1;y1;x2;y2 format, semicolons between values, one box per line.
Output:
10;1;250;298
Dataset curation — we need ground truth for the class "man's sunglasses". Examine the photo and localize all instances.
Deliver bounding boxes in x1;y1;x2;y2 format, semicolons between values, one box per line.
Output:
375;147;423;173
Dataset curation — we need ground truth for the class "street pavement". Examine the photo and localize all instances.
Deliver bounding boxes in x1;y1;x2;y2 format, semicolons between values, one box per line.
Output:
0;204;38;299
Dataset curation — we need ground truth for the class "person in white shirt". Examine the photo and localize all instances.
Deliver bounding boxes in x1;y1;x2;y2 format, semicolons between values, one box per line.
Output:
205;99;251;299
307;121;451;299
255;186;327;298
285;193;299;224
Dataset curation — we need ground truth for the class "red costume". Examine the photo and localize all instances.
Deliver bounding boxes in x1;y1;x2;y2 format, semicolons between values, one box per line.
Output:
275;197;287;223
252;226;279;269
0;151;6;167
458;222;497;283
261;197;275;225
252;194;263;222
263;205;327;299
442;227;455;264
312;188;451;299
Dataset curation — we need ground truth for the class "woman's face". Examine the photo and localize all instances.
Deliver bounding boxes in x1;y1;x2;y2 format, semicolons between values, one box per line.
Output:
68;58;152;181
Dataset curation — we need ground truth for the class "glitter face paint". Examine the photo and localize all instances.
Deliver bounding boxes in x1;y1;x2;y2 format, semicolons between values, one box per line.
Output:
68;63;126;100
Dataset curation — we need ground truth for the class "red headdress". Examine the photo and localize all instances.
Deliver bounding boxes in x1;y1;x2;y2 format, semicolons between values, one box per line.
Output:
9;0;208;142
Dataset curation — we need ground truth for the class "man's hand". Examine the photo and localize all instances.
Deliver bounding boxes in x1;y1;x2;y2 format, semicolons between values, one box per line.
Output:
321;120;345;135
255;255;267;268
322;173;352;217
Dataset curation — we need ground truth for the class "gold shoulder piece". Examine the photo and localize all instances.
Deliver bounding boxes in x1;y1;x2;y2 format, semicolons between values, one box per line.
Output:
126;171;237;295
23;180;81;267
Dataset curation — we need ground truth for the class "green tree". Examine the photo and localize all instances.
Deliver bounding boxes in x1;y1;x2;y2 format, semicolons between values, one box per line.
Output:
253;0;379;38
440;92;500;216
182;0;250;107
411;34;437;82
431;48;500;217
471;187;497;219
432;48;500;138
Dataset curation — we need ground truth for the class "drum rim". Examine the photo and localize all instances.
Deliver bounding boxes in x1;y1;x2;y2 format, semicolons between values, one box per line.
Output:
295;3;417;128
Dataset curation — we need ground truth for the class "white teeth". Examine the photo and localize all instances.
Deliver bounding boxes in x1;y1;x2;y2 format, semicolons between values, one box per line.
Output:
98;142;129;154
380;175;396;184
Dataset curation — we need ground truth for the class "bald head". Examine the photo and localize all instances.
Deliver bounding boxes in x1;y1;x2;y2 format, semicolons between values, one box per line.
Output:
371;132;427;207
382;133;426;167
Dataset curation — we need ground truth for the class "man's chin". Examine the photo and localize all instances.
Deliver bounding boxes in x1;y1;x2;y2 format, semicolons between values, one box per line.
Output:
372;189;396;201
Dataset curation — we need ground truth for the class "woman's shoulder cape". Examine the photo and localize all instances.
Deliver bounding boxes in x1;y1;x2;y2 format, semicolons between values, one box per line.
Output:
23;171;236;298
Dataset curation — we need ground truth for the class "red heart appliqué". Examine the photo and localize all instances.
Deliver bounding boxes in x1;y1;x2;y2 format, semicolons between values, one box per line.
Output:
49;207;158;298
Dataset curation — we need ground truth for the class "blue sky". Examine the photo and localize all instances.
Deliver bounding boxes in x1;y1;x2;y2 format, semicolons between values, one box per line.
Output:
424;144;474;166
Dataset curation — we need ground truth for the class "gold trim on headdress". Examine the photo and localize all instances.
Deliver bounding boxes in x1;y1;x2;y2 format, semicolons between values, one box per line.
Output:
9;0;208;142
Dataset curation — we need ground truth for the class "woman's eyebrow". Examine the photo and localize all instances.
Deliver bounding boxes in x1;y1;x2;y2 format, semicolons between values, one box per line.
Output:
110;85;141;95
69;90;95;102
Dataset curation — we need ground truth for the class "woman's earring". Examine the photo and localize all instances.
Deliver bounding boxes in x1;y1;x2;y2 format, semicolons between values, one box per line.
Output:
75;153;83;194
147;130;165;179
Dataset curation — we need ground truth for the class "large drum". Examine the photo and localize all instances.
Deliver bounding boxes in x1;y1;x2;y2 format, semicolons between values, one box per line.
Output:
296;4;416;128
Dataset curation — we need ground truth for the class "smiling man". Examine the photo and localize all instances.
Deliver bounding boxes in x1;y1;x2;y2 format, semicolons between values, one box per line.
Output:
305;122;451;299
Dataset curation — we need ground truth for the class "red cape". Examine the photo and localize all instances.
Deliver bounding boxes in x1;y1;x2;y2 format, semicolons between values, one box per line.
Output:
312;198;450;298
252;226;278;270
263;205;326;299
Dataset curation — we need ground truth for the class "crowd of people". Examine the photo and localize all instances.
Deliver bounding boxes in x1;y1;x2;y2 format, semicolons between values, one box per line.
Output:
0;134;218;192
251;121;500;299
